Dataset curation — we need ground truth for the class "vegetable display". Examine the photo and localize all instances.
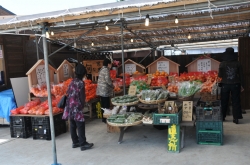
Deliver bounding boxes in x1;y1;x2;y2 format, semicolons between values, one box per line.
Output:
141;89;168;101
130;81;150;94
111;95;138;104
107;112;143;124
84;79;97;102
178;81;202;97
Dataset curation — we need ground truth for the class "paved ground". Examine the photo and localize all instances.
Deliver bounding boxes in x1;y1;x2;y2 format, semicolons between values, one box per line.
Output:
0;110;250;165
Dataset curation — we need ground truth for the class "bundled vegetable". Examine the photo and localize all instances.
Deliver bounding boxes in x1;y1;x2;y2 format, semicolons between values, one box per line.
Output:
84;79;97;102
141;89;168;101
178;81;202;97
111;95;138;104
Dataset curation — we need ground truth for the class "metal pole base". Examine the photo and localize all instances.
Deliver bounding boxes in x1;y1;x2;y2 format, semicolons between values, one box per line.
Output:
51;163;62;165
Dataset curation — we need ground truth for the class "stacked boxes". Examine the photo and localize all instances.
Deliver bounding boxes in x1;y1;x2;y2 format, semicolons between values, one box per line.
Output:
196;101;223;145
10;116;32;138
32;113;66;140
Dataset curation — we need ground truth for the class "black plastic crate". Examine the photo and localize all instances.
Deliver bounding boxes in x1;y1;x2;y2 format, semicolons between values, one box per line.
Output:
196;121;223;132
32;121;66;140
32;113;63;126
10;126;32;138
196;106;222;121
197;100;221;107
196;130;223;145
10;116;32;127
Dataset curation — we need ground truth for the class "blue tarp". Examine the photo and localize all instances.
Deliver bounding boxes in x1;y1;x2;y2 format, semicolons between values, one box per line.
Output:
0;89;17;122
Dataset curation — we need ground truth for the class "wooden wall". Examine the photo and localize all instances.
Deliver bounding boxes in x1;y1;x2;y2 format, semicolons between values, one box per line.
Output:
238;37;250;109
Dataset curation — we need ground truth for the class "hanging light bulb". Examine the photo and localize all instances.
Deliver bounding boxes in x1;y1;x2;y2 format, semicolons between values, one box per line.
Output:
46;31;50;38
51;31;54;36
131;38;133;42
105;24;109;30
175;16;178;24
188;32;191;39
91;41;94;46
145;14;149;26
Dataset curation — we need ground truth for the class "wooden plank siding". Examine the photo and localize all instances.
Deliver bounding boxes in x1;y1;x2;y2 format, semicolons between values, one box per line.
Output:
238;37;250;109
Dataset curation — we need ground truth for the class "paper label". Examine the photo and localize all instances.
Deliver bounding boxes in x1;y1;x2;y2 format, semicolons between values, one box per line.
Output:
128;85;137;96
162;85;167;90
63;64;69;78
147;74;153;85
197;59;211;72
157;61;169;73
0;50;3;58
125;64;136;75
160;118;170;123
36;65;46;85
168;76;175;83
182;101;193;121
145;98;150;101
165;101;175;108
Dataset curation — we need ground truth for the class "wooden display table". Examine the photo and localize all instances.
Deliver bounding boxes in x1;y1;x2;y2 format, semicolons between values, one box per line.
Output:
107;120;142;144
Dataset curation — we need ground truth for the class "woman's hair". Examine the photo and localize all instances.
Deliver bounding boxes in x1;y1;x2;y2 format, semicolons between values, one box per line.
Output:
103;58;111;66
75;63;86;80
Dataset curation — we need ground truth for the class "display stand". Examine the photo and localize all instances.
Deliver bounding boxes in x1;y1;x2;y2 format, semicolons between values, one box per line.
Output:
85;97;100;118
107;120;142;144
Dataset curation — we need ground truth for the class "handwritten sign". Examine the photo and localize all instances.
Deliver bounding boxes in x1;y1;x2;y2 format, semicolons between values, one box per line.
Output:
128;85;137;96
125;64;136;75
168;124;180;153
168;76;175;83
162;84;167;90
197;59;211;72
147;74;153;85
165;101;175;109
36;65;46;85
182;101;193;121
63;64;69;78
157;61;169;73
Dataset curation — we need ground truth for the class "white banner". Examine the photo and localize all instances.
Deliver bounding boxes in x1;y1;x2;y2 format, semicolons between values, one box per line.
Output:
157;61;169;73
197;59;211;72
125;64;136;75
36;65;46;85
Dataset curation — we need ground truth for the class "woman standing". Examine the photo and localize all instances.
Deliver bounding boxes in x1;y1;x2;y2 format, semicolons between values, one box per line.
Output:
62;63;94;151
218;47;244;124
96;58;114;123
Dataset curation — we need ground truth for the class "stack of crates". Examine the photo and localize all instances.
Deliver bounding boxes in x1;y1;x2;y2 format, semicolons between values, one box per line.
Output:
10;116;32;138
196;100;223;145
32;113;66;140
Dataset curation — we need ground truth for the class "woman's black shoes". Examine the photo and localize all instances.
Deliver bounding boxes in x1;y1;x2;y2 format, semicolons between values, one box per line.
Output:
72;143;80;148
233;119;239;124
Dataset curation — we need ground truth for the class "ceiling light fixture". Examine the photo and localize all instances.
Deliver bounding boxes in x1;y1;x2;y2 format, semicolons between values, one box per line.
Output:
175;16;178;24
91;41;94;46
51;31;54;36
145;14;149;26
131;38;133;42
45;31;50;38
105;24;109;30
188;32;191;39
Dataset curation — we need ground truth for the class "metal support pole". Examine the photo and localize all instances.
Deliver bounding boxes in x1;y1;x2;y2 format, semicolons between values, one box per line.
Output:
48;29;93;57
121;21;126;95
35;36;40;60
41;23;61;165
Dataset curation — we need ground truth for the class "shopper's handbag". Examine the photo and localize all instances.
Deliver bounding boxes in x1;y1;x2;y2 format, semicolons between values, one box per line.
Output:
57;95;67;109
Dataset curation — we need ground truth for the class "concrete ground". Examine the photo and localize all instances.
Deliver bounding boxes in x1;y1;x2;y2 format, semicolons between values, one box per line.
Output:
0;110;250;165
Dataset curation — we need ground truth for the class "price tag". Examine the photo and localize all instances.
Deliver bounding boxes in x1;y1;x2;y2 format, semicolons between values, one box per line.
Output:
147;74;153;85
182;101;193;121
162;85;167;90
145;98;150;101
168;76;175;83
128;85;137;96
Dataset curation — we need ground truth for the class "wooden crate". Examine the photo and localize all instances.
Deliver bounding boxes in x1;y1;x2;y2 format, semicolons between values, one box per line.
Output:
26;59;56;91
56;60;75;83
118;59;145;76
185;55;220;72
146;56;180;74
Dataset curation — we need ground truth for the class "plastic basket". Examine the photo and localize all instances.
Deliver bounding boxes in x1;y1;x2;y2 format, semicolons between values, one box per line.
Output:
32;113;63;126
10;126;32;139
196;121;223;131
195;106;222;121
10;116;32;127
196;130;223;145
153;110;182;125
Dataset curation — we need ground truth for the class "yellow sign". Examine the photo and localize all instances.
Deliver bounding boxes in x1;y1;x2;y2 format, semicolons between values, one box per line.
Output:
128;85;137;96
168;124;178;151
